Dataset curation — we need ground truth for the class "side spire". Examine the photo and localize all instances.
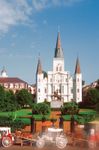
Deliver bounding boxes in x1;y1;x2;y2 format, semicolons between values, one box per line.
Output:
54;32;64;58
75;57;81;74
36;56;42;74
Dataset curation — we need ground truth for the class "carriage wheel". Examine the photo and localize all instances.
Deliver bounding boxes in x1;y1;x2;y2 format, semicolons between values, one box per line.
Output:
56;138;67;149
36;138;45;148
2;136;12;147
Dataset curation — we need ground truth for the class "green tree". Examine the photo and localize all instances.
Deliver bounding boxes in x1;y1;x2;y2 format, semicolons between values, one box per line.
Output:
96;79;99;89
0;85;18;112
61;102;96;130
16;89;33;108
61;102;79;133
32;103;50;115
32;103;39;114
0;85;5;111
37;103;50;115
0;116;25;132
31;102;50;133
87;88;99;104
61;102;79;115
4;90;18;111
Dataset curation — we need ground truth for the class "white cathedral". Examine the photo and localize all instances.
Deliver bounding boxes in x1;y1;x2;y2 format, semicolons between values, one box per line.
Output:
36;32;82;107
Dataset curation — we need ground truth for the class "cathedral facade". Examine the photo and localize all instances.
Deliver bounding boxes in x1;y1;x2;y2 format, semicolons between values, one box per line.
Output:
36;32;82;107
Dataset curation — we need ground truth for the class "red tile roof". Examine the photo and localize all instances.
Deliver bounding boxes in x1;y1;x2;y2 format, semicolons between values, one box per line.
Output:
0;77;27;84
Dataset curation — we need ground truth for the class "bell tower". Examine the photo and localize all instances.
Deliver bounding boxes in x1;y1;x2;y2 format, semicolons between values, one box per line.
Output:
36;57;44;103
53;32;64;72
73;57;82;103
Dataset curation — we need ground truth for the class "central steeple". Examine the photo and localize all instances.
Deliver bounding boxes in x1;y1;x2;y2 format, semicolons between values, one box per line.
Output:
53;32;64;72
54;32;64;58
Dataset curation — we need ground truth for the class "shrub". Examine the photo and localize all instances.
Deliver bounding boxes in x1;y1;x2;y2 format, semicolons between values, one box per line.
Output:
32;102;51;115
0;116;25;132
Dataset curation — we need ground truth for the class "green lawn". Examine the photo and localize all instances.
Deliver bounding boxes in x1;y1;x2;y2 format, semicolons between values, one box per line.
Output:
0;108;98;124
0;109;31;118
0;109;32;124
62;109;97;123
0;109;50;124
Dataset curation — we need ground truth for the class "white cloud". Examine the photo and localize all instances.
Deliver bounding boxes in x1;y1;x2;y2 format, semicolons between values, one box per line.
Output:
32;0;84;11
0;0;84;34
0;0;32;34
32;0;50;11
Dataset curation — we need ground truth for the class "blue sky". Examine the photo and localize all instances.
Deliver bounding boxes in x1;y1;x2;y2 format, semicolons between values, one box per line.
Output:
0;0;99;85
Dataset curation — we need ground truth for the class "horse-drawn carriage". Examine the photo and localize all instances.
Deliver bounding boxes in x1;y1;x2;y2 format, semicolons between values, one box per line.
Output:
36;127;68;149
15;127;68;149
0;127;68;149
0;127;14;147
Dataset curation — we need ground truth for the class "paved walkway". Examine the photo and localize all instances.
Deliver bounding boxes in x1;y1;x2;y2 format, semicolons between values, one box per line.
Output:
0;143;99;150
